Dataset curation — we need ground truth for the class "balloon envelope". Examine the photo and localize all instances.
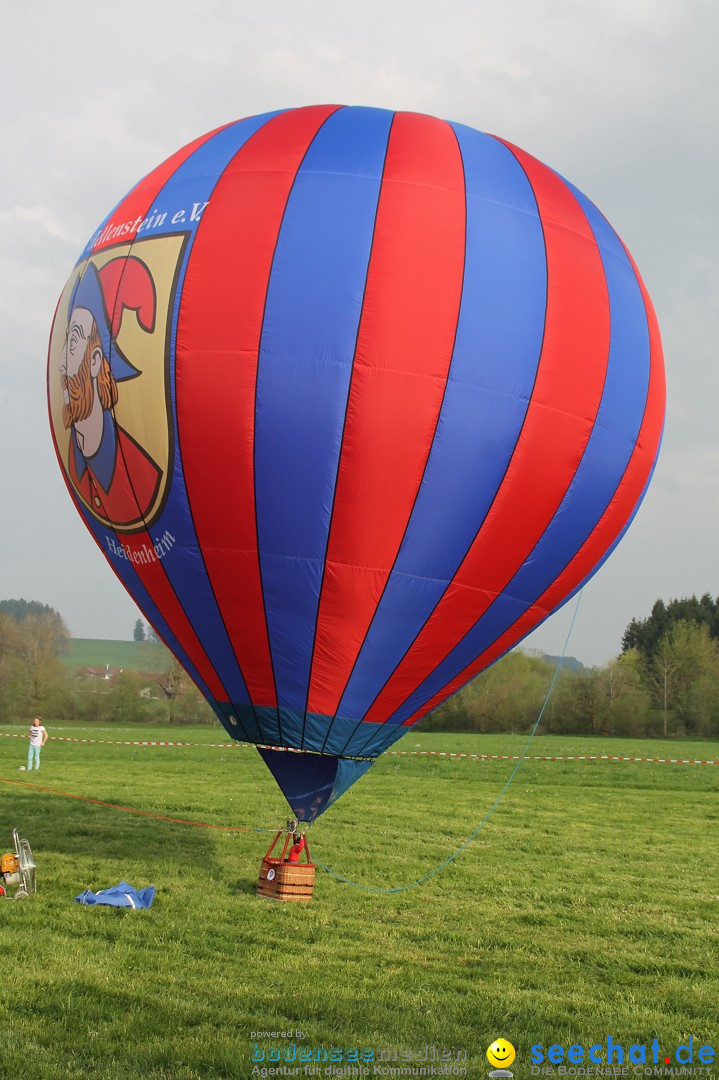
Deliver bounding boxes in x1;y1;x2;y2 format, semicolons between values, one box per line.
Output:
48;105;665;820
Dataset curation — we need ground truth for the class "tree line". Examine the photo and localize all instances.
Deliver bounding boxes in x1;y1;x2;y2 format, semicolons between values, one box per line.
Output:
425;593;719;739
1;595;718;738
0;603;212;726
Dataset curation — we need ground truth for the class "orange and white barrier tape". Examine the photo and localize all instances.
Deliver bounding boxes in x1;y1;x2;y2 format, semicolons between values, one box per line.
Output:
1;730;717;765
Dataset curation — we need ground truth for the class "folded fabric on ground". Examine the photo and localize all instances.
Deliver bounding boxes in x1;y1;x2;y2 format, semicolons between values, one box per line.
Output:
74;881;155;909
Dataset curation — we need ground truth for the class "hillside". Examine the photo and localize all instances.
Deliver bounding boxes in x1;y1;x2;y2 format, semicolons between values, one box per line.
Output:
540;653;587;674
61;638;173;673
62;639;586;677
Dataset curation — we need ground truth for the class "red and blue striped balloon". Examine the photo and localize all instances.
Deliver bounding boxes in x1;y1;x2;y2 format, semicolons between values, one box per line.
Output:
48;105;665;821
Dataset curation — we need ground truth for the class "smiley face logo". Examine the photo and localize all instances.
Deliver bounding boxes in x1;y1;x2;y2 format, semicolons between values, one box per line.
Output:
487;1040;516;1069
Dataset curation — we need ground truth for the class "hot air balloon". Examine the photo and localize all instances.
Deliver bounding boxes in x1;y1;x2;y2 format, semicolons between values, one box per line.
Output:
48;105;665;824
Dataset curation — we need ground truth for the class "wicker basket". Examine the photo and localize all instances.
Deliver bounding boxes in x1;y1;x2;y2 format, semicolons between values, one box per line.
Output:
257;831;315;902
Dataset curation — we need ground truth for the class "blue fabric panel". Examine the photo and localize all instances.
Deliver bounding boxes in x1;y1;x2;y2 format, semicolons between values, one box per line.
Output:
224;705;363;754
228;704;384;758
451;446;662;719
254;107;392;713
75;882;155;908
222;704;280;745
337;128;547;722
383;191;652;728
345;718;421;759
122;113;282;709
258;748;374;821
330;758;375;809
260;704;395;760
302;706;357;755
328;716;408;759
552;428;663;610
210;702;262;744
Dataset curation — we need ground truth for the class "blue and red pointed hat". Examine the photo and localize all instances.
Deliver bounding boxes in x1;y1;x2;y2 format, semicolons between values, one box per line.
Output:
68;257;156;382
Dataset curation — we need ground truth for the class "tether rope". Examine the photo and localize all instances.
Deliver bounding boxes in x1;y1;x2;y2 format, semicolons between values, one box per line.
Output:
313;589;585;893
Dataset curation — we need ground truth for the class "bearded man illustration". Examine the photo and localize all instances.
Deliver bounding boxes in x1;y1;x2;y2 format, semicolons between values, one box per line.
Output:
60;257;162;528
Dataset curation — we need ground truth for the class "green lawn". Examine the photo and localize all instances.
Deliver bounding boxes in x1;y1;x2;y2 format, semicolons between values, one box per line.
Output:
1;725;717;1080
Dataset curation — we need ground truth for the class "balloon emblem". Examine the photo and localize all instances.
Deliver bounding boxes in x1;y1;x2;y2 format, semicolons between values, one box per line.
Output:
48;106;665;821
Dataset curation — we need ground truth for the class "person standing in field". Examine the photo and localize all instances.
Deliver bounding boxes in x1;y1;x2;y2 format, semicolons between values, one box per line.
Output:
27;717;48;771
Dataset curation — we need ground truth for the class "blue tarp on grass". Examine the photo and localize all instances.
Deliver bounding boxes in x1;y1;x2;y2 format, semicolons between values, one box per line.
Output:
74;881;155;909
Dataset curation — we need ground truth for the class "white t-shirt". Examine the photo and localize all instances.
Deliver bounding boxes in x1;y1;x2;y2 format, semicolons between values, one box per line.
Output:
29;725;46;747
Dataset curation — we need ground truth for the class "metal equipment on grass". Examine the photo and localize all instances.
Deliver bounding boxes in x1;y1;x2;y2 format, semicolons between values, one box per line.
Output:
0;829;36;899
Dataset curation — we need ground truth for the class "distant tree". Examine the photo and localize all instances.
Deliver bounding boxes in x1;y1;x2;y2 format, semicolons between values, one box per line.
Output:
16;614;70;666
545;666;603;735
534;652;586;675
107;671;154;724
133;619;146;642
422;651;550;733
0;612;22;661
160;658;213;723
597;650;653;736
0;613;31;721
73;675;112;724
623;594;719;662
0;599;69;654
136;626;172;673
1;598;59;621
649;633;680;737
0;607;73;720
622;598;670;659
16;616;71;713
649;621;719;736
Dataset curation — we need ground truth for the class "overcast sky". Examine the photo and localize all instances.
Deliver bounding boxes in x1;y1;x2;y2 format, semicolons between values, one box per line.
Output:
1;0;716;667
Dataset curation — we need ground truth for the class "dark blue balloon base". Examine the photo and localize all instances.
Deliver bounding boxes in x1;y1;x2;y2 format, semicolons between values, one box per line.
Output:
257;747;374;823
214;703;406;759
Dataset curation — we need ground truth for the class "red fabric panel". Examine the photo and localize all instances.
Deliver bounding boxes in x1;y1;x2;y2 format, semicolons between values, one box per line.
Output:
90;125;229;254
401;265;665;726
307;113;466;716
363;143;611;726
176;105;339;707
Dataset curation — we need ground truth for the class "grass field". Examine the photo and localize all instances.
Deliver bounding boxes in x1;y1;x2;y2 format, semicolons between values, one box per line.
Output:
1;723;717;1080
61;638;172;671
